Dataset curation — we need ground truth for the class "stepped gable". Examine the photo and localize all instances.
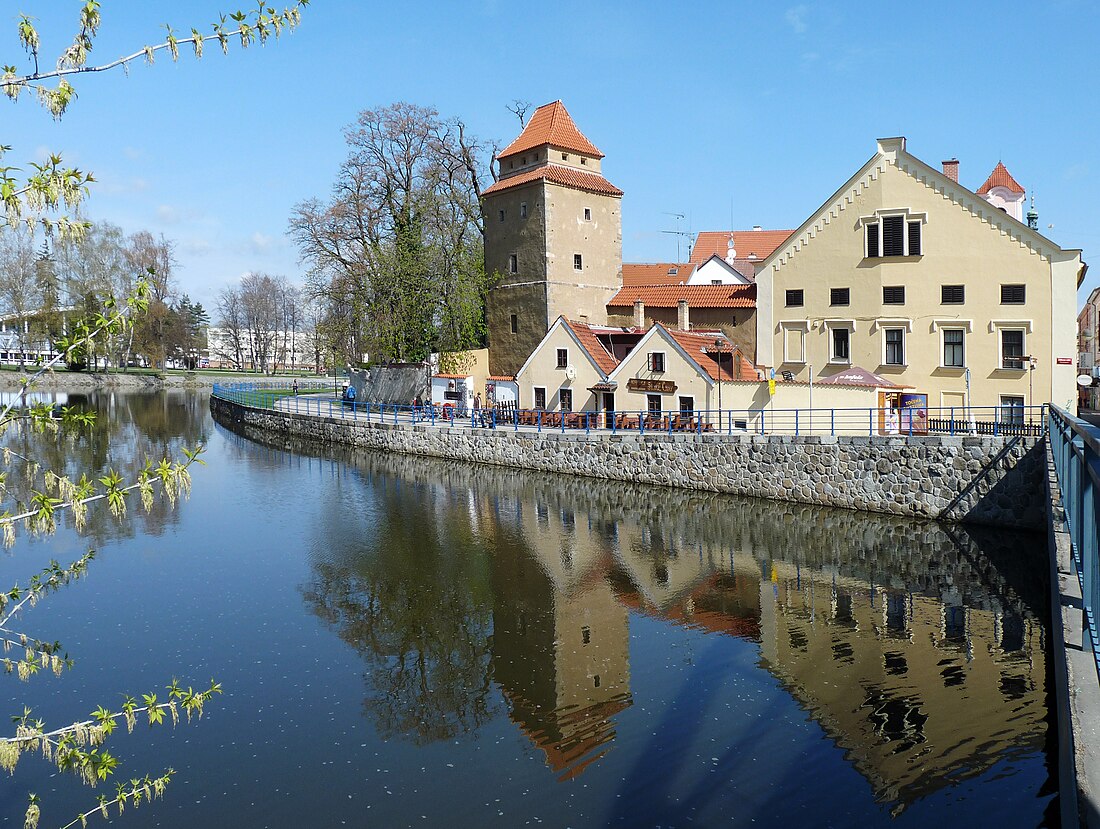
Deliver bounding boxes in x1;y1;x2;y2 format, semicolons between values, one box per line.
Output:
976;161;1025;195
481;164;622;198
690;230;795;264
607;283;756;309
497;100;604;160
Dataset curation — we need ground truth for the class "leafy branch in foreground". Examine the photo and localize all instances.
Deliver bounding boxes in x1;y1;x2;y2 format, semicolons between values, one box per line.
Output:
6;677;221;829
1;1;309;238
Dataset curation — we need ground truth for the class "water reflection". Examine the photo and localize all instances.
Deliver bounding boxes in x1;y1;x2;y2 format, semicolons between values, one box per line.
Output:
222;422;1049;816
3;389;210;543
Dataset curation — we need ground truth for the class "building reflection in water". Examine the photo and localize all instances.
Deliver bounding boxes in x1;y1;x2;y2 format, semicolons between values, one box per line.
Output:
239;426;1048;815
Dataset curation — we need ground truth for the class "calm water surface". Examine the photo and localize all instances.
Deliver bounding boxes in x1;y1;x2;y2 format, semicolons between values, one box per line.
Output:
0;390;1054;827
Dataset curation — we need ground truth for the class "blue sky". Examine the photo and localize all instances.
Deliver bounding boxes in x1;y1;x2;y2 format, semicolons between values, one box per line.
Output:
5;1;1099;312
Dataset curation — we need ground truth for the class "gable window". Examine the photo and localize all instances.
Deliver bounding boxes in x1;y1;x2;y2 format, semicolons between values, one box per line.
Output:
510;314;518;334
648;352;666;373
830;288;850;306
865;214;923;257
520;202;527;219
534;387;546;409
1001;284;1026;304
556;348;568;368
508;254;518;274
559;388;572;412
786;289;804;307
882;286;905;305
583;208;592;221
942;284;965;304
831;328;850;363
573;253;583;270
943;329;965;367
1001;329;1025;369
884;328;904;365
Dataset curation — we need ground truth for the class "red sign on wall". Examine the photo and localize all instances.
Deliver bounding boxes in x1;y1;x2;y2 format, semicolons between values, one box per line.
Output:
1057;357;1073;365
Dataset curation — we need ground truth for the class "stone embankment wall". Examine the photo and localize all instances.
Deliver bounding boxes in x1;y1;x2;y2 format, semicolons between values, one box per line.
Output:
210;397;1047;529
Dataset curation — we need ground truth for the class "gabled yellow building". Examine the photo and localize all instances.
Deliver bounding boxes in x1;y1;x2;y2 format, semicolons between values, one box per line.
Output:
755;137;1087;412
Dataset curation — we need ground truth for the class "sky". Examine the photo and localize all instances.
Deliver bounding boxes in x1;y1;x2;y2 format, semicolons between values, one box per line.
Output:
4;1;1099;313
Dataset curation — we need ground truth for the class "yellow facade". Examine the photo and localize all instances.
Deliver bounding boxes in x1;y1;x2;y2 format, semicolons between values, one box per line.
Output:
514;319;609;412
757;137;1085;410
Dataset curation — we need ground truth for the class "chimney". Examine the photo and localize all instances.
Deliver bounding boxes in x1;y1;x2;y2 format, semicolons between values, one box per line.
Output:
633;299;645;328
942;158;959;183
752;225;763;231
677;299;690;331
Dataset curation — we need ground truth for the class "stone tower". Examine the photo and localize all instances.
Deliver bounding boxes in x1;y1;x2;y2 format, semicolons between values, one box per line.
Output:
482;101;623;377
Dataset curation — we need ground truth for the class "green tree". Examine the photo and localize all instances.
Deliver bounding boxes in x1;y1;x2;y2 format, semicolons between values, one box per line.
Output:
0;3;308;826
290;102;494;364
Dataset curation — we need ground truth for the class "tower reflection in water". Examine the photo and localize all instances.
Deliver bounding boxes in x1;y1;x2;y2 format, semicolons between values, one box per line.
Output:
287;437;1047;815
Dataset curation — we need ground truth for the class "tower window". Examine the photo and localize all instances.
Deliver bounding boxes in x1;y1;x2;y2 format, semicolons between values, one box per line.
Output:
583;208;592;221
520;202;527;219
498;209;505;222
508;254;518;274
580;157;587;165
510;314;518;334
574;253;583;270
562;153;568;161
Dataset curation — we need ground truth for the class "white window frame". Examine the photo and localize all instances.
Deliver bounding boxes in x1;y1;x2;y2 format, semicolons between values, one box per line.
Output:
556;347;568;369
1000;395;1026;425
990;320;1032;371
559;387;573;412
780;321;808;364
648;351;666;373
882;327;906;367
859;209;927;258
940;327;966;369
823;319;855;365
573;253;583;271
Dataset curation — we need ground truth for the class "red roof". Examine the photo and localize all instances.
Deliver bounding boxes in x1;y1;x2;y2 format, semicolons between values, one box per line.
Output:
622;263;696;287
487;375;515;382
665;329;757;382
562;319;620;376
690;230;795;264
607;284;756;309
481;164;623;198
497;101;604;160
976;161;1025;195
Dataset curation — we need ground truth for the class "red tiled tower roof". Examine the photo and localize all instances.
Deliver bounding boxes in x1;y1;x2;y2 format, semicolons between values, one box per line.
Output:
497;101;604;160
481;165;622;198
976;162;1025;195
689;230;795;264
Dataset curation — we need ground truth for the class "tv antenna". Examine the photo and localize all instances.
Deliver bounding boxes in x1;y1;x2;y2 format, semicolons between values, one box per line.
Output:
661;212;692;261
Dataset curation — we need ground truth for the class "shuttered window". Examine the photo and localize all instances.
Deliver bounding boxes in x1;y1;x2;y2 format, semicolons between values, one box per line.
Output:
908;221;922;256
882;286;905;305
1001;284;1026;304
882;216;905;256
941;285;964;304
866;223;879;258
785;289;804;307
830;288;850;306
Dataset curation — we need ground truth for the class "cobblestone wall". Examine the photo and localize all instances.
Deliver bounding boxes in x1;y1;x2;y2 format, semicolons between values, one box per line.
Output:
210;397;1047;529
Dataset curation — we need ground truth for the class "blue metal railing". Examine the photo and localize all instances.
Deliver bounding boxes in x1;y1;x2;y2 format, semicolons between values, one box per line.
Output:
212;384;1047;439
1049;405;1100;673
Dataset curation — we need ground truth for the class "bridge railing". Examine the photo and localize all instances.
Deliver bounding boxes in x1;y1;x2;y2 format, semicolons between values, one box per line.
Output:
1049;405;1100;671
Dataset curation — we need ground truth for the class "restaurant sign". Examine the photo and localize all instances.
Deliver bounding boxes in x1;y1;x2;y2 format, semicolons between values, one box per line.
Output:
627;378;677;394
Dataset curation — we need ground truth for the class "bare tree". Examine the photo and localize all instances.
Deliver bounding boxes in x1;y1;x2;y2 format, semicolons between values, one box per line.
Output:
215;285;246;370
289;102;493;365
0;227;41;366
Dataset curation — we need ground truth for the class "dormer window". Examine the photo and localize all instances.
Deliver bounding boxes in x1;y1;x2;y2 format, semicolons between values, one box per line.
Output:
562;153;568;161
580;157;587;165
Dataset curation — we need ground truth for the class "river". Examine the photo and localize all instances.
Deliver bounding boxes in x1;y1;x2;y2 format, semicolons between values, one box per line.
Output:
0;390;1054;827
